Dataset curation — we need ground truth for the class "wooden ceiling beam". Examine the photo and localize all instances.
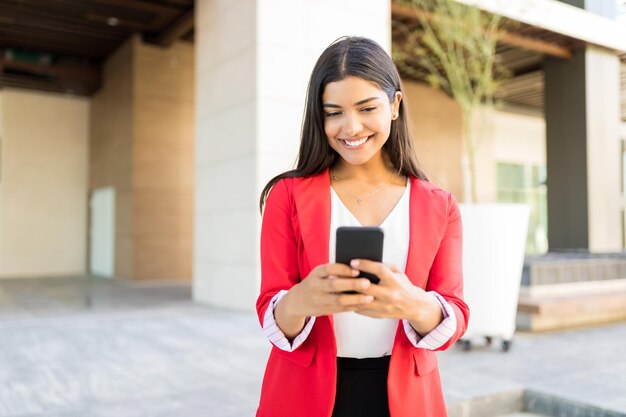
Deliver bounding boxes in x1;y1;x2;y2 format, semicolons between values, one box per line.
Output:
498;83;543;97
0;27;114;52
0;20;127;45
152;8;193;47
0;3;126;38
84;13;156;31
158;0;194;7
508;63;543;78
25;0;175;32
499;31;571;60
0;37;110;60
0;57;100;85
0;24;116;45
92;0;180;15
391;3;573;60
91;0;179;27
0;60;102;95
0;73;95;95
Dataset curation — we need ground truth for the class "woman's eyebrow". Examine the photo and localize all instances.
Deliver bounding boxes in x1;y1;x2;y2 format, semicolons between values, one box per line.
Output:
354;96;380;105
322;96;381;108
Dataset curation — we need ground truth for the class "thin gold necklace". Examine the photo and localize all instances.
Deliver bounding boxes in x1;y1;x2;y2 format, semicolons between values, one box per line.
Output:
331;171;391;204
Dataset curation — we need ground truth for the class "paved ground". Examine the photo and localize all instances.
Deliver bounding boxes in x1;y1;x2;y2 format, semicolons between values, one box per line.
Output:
0;276;625;416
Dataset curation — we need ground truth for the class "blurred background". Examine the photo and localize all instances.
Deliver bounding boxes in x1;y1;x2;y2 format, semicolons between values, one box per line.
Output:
0;1;625;416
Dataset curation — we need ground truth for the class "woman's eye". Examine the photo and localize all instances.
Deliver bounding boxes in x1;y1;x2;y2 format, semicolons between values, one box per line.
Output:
361;107;377;112
324;111;341;117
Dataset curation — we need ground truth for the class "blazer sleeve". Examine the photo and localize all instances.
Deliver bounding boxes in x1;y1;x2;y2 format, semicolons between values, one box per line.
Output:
255;178;301;327
425;192;469;351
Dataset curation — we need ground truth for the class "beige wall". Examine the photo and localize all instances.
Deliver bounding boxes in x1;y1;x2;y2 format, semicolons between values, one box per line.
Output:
0;89;89;277
491;110;546;166
90;36;194;281
133;38;194;280
404;81;464;198
403;80;545;202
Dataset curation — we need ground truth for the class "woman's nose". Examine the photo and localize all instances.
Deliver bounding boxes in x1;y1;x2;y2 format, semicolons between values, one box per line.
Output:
343;114;363;136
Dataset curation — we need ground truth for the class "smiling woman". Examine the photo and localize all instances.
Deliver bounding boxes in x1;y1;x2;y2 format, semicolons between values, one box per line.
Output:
256;36;469;417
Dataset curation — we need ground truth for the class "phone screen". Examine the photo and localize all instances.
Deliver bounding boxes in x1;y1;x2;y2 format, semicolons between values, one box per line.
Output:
335;226;384;285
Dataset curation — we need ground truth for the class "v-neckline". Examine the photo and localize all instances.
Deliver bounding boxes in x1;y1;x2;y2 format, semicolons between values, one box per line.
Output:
330;179;409;227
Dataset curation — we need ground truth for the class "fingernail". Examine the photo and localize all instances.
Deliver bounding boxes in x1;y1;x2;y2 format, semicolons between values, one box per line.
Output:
361;279;370;288
351;269;359;276
350;260;360;267
364;295;374;302
328;275;337;280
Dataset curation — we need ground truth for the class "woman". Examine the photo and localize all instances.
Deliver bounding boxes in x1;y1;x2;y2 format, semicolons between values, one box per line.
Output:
256;36;469;417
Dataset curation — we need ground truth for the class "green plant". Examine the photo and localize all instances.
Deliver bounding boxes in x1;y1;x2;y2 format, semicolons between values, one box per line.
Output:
393;0;508;203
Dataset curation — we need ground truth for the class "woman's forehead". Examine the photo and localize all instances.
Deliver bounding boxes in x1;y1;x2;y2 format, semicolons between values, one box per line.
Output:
322;77;385;103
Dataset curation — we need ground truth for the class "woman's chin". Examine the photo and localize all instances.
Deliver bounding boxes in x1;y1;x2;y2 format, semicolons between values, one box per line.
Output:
336;149;383;167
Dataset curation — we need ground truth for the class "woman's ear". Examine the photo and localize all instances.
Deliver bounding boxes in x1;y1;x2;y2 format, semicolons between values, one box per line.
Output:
392;91;403;120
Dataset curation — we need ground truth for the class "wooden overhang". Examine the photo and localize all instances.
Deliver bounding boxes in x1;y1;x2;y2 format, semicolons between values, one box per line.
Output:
0;0;624;121
392;1;626;120
0;0;194;96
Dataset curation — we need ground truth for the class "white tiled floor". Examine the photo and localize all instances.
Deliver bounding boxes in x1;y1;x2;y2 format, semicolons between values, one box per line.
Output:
1;276;625;417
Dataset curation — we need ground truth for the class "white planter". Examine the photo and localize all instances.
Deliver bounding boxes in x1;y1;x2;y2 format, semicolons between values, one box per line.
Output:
459;203;530;349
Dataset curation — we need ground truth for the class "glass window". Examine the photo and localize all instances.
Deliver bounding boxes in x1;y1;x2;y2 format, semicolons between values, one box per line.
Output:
497;163;548;255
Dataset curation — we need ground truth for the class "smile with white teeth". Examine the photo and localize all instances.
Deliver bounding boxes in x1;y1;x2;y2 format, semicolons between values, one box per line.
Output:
341;136;369;147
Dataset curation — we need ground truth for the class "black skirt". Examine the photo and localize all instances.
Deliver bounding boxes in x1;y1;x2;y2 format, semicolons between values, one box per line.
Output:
331;356;391;417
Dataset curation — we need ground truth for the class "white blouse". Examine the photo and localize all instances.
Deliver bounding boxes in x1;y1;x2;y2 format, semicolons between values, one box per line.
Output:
329;181;410;358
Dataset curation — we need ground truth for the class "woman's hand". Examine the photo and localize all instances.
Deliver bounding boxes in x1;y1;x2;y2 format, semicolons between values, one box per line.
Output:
351;259;444;336
274;263;375;340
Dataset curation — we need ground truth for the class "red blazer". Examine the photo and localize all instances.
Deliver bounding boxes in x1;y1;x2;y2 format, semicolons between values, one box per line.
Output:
256;170;469;417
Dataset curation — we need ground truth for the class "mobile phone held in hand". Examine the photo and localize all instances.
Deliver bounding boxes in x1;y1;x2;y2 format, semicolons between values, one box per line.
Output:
335;226;384;287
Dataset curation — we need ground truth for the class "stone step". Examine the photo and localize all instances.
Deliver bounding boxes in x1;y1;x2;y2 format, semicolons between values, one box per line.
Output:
520;278;626;298
448;389;623;417
516;290;626;331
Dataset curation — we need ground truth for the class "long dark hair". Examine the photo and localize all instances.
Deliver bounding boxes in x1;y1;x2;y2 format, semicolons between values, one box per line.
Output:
259;36;428;212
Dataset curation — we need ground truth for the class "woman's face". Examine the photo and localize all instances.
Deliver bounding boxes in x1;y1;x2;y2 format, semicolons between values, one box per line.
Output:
322;76;401;167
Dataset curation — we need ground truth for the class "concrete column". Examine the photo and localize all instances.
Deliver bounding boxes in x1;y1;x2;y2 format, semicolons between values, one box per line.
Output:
545;0;622;252
585;46;621;251
194;0;390;310
545;48;621;252
544;50;588;250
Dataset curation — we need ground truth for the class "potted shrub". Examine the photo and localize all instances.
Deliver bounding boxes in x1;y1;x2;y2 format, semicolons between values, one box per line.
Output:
393;0;530;351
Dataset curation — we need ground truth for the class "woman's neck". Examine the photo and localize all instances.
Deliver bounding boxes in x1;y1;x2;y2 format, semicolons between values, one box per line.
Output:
332;154;397;183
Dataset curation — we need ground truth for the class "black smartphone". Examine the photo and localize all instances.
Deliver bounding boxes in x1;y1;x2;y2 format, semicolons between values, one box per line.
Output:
335;226;384;288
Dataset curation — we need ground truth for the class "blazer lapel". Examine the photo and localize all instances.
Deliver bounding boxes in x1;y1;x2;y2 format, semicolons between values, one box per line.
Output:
404;177;446;289
405;176;425;287
293;169;331;273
